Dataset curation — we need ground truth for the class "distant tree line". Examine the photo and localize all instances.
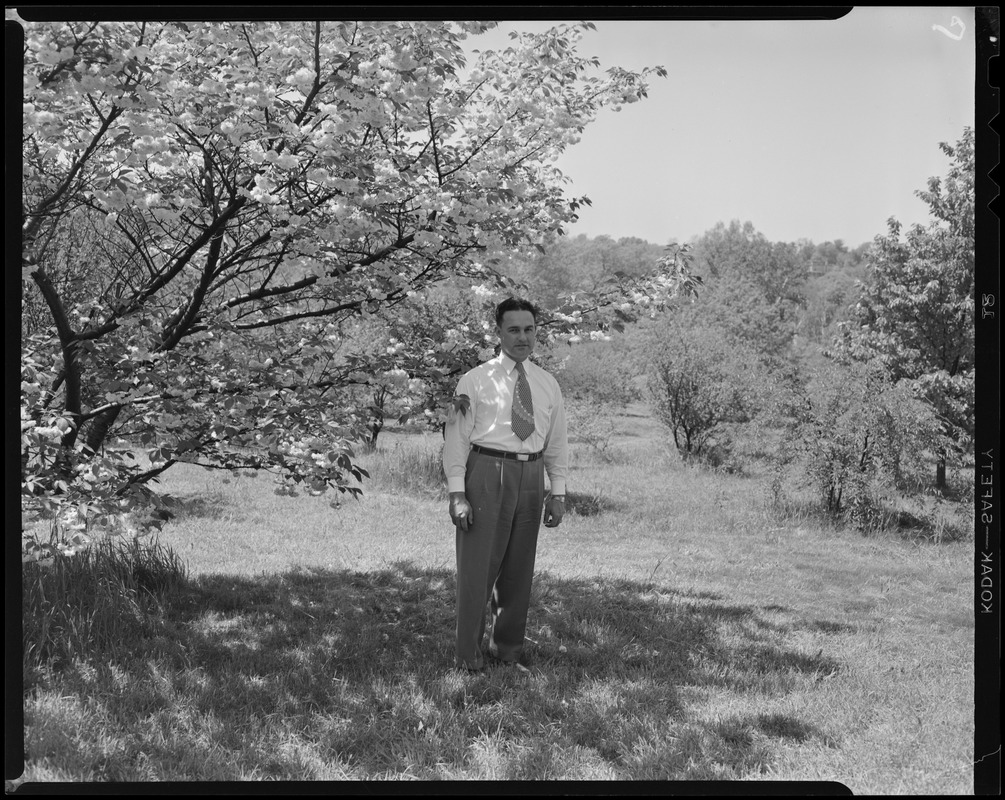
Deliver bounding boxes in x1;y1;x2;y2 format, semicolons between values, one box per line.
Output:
519;129;974;533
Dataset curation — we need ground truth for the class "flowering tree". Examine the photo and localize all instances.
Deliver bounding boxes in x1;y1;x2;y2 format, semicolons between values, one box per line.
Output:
18;17;699;548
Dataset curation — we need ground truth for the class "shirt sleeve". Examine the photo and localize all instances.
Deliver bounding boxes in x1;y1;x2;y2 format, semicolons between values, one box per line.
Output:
442;373;476;494
543;383;568;496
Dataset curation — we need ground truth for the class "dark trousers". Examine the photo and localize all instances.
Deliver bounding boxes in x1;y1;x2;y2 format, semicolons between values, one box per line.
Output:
454;449;545;669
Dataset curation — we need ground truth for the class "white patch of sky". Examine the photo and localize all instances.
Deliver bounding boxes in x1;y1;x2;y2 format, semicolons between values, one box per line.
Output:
463;7;976;247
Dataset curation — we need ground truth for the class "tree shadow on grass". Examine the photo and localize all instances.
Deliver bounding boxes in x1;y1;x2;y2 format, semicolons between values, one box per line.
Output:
64;562;842;782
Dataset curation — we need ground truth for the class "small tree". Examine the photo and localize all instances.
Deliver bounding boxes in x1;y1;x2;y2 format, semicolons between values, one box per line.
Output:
773;358;947;530
646;321;761;465
836;128;975;490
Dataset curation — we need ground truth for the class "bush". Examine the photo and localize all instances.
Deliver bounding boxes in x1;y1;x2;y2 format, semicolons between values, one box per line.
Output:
771;358;949;531
646;322;762;463
22;534;187;674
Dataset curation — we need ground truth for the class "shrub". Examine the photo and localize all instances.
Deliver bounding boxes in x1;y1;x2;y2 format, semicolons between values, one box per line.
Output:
771;358;948;531
646;323;762;463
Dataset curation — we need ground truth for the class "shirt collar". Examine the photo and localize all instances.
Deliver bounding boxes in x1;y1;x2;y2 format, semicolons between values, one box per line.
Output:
498;351;528;374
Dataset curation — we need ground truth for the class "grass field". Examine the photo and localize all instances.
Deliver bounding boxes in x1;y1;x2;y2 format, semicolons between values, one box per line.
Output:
15;407;975;791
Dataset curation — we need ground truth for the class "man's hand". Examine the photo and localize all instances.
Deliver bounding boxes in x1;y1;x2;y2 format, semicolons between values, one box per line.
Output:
543;495;565;528
449;491;474;531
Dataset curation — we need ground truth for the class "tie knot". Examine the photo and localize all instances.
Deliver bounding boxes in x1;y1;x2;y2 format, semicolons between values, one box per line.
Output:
515;361;526;374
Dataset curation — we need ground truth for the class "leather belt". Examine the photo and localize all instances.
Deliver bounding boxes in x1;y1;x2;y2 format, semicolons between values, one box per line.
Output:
472;444;544;462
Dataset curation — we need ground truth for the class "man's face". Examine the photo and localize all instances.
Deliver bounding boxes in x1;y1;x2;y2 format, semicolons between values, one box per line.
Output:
496;309;536;362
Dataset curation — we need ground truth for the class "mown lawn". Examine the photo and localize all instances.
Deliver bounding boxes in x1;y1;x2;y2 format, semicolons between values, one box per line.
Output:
14;409;974;792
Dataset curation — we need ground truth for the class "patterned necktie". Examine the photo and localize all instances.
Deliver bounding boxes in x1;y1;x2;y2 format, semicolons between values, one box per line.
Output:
511;361;536;441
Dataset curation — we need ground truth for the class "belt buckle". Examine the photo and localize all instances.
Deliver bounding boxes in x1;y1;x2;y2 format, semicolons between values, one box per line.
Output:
516;453;529;462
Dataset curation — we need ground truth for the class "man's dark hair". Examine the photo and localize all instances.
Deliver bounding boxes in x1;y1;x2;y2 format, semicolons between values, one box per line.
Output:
494;297;539;327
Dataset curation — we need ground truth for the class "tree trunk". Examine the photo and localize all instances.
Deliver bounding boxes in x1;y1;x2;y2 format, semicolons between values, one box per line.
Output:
31;268;82;446
366;418;383;450
936;455;947;492
80;406;122;457
365;386;388;450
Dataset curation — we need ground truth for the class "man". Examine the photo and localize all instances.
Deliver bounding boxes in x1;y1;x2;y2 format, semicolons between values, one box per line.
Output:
442;297;568;673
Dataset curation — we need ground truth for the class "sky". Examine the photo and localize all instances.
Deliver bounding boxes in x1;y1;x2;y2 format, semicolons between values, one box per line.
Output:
467;7;976;248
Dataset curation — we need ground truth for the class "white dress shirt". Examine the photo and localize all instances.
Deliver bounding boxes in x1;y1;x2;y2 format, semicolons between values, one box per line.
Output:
442;353;568;496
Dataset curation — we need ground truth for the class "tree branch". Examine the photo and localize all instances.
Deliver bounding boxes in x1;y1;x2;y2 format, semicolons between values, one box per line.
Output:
30;268;82;445
117;457;178;494
73;195;248;342
156;223;224;352
22;106;123;247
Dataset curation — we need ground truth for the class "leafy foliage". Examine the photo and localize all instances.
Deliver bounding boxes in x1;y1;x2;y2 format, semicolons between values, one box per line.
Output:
834;128;975;487
549;334;642;408
501;233;667;306
686;221;810;361
795;265;867;346
17;18;699;548
646;321;762;465
771;359;948;530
